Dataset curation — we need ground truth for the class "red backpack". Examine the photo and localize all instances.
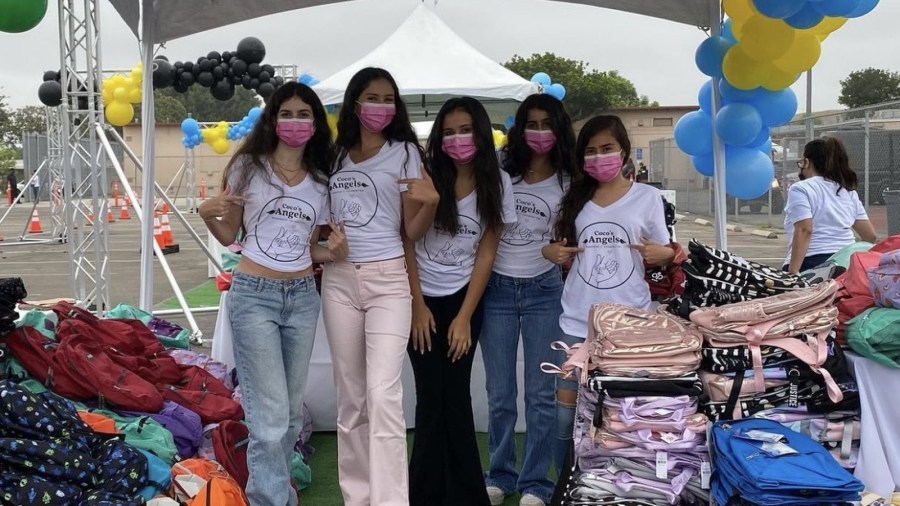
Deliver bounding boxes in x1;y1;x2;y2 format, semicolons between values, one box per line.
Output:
212;420;250;489
159;385;244;425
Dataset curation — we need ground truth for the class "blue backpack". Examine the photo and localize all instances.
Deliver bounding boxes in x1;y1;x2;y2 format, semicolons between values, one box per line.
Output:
711;418;863;505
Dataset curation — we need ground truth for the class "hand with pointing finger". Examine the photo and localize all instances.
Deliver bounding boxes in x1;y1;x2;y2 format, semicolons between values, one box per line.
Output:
542;238;584;265
326;221;349;262
629;237;675;267
399;164;439;207
199;187;245;222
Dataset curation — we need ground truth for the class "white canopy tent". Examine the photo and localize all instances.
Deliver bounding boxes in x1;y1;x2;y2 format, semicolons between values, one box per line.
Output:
104;0;726;307
310;5;539;105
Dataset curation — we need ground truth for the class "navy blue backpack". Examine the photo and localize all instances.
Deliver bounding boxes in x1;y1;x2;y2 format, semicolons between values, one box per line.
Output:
710;418;863;505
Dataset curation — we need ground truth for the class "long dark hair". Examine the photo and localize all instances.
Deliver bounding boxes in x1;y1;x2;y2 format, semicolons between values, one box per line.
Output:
222;82;333;192
334;67;421;173
426;97;504;234
503;94;577;187
554;115;632;244
804;137;858;193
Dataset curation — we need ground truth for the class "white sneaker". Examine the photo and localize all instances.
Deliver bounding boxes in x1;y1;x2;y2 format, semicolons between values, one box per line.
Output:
486;485;506;506
519;493;546;506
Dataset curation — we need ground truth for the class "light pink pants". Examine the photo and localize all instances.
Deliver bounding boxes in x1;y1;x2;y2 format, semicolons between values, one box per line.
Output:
322;257;412;506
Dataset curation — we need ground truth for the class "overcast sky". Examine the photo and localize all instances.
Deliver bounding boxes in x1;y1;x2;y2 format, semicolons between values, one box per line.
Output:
0;0;895;113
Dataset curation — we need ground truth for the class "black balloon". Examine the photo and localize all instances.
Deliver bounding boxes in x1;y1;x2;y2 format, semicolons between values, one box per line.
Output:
231;59;247;76
261;64;275;75
173;60;183;69
156;55;169;62
257;82;275;98
180;72;195;86
212;66;225;80
42;70;57;82
222;51;232;62
236;37;266;65
211;80;235;101
250;78;260;90
198;58;213;72
38;80;62;106
274;76;284;87
183;61;194;72
241;75;252;89
258;71;270;82
196;72;215;87
152;59;175;88
207;51;221;62
248;63;261;77
173;81;189;93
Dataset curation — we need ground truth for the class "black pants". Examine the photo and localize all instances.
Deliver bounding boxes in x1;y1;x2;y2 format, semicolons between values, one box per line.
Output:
408;285;490;506
782;252;834;273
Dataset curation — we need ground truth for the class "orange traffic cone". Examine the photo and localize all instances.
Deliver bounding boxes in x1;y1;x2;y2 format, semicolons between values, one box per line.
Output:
200;178;207;200
107;206;116;223
160;211;174;247
153;212;164;248
86;213;94;226
119;199;131;220
28;209;43;234
161;201;170;214
112;181;120;208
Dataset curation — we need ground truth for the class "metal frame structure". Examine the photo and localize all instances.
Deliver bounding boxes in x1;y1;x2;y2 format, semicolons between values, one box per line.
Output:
46;108;67;240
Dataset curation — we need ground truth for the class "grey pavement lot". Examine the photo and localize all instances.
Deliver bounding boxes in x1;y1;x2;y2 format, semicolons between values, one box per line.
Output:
1;200;791;344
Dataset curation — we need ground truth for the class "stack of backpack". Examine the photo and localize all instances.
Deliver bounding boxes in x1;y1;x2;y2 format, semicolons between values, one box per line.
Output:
667;241;810;319
546;303;709;505
0;277;26;337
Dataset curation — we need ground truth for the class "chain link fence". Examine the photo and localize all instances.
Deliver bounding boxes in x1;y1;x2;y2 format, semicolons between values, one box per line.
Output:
649;100;900;235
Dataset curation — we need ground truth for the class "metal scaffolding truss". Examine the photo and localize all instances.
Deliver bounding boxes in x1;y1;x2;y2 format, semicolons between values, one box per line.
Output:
46;107;67;240
58;0;111;312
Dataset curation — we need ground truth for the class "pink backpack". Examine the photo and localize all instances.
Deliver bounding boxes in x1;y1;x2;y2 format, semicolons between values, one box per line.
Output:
689;280;842;405
868;250;900;308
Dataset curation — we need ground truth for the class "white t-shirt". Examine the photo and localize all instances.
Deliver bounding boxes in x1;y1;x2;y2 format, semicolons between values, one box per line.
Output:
329;141;422;262
416;171;516;297
493;174;569;278
783;176;868;265
559;183;670;338
228;159;328;273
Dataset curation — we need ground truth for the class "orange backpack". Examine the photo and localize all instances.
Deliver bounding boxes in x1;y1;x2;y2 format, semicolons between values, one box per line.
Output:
171;457;248;506
77;410;119;435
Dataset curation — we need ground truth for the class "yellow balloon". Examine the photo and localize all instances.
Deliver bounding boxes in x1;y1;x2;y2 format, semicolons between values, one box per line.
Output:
212;139;230;154
105;101;134;127
128;88;142;104
805;16;847;36
110;74;127;87
740;15;795;61
722;46;762;90
723;0;756;22
773;32;821;74
760;64;800;91
492;130;507;149
102;79;115;93
326;114;338;141
731;17;747;42
102;87;114;104
201;129;214;142
113;87;128;102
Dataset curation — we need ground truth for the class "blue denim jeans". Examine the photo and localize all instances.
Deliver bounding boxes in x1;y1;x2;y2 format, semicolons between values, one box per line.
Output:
554;332;583;476
479;268;563;503
228;271;319;506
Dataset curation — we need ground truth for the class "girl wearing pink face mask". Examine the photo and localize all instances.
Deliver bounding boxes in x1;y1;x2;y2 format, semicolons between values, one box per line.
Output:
541;115;676;473
404;97;516;506
199;82;347;506
479;94;577;506
324;67;439;506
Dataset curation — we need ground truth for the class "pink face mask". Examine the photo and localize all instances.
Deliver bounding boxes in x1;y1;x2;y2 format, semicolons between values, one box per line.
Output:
276;118;315;148
442;133;478;164
524;129;557;155
584;151;624;182
357;102;396;133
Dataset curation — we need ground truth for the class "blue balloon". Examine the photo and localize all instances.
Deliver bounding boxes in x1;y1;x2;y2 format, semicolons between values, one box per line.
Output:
503;115;515;130
785;4;825;29
725;147;775;199
847;0;878;17
546;83;566;100
699;80;713;113
747;127;771;149
715;103;764;146
247;106;263;121
695;36;732;78
531;72;552;86
692;153;715;177
810;0;862;17
192;133;201;144
181;118;200;136
751;87;798;127
674;111;714;156
721;18;737;44
751;0;806;19
756;137;774;157
325;104;337;114
719;79;765;104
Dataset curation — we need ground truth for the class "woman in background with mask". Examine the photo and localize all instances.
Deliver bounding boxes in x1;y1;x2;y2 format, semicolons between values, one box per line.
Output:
480;94;577;506
324;67;438;506
542;115;674;473
405;97;516;506
200;82;347;506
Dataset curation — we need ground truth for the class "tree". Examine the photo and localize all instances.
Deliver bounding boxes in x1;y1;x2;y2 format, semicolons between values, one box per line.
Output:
503;52;655;120
838;68;900;109
153;94;187;124
0;94;15;147
11;106;47;139
0;145;16;172
146;86;262;123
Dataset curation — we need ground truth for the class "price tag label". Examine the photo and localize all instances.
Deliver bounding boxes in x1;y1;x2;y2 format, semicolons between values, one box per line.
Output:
701;462;711;489
656;451;668;479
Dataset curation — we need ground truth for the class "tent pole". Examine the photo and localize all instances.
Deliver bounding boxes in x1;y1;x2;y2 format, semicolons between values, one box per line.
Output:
709;1;727;250
138;0;155;311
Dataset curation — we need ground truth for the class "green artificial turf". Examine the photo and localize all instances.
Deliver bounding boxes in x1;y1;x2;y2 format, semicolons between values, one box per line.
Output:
302;432;550;505
156;280;221;310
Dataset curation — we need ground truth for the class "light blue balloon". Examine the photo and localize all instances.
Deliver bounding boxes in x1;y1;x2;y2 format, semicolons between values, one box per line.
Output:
810;0;862;17
181;118;200;136
546;83;566;100
751;0;806;19
674;111;714;156
751;87;798;127
695;36;732;78
531;72;552;86
785;4;825;29
756;137;774;156
192;133;201;144
247;106;263;121
747;127;771;149
503;115;515;130
699;80;713;112
719;79;765;104
725;147;775;199
692;153;715;177
722;19;737;44
715;103;764;146
847;0;878;17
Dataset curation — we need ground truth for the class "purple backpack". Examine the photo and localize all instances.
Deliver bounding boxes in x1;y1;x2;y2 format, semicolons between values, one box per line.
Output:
122;400;203;459
868;250;900;308
167;349;233;390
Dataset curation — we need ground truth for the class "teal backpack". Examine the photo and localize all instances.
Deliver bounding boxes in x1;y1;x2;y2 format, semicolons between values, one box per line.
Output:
846;307;900;368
